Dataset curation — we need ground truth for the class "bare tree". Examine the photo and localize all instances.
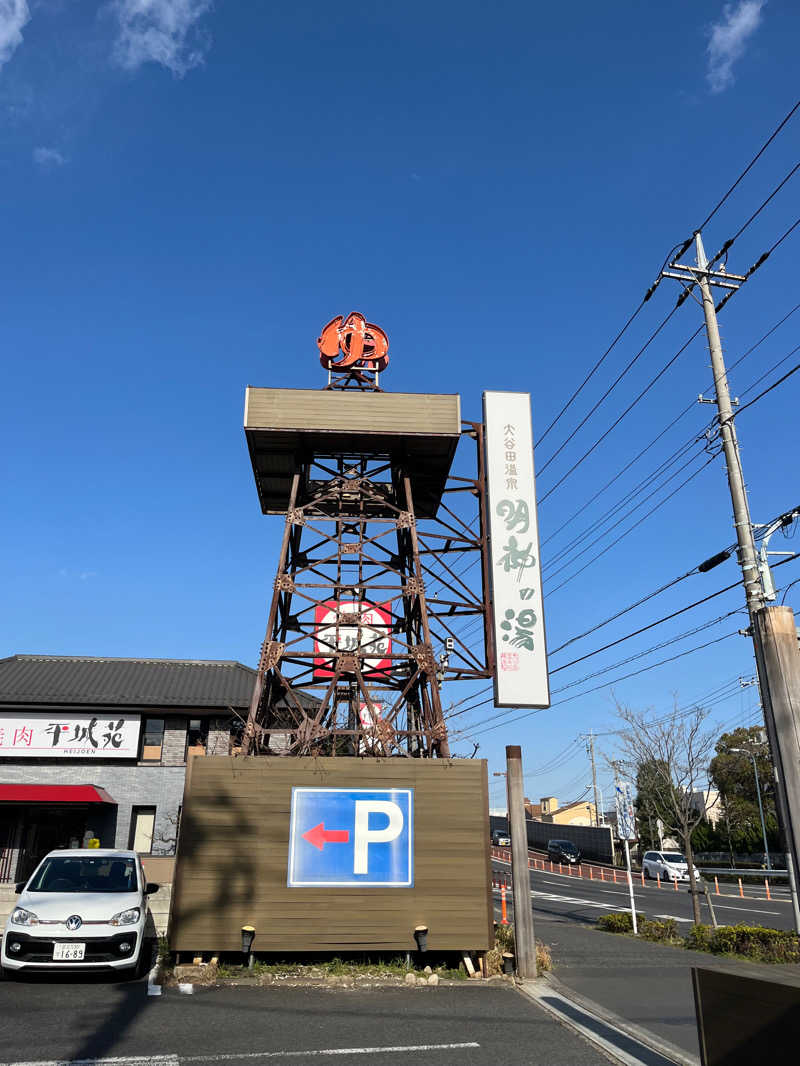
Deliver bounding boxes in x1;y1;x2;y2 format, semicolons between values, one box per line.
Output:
613;700;716;924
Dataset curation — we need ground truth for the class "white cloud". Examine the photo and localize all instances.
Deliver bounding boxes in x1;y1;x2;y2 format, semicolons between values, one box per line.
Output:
111;0;213;77
0;0;30;70
33;145;66;166
707;0;766;93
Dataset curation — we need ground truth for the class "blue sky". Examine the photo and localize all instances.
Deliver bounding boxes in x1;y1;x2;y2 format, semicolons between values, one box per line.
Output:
1;1;798;809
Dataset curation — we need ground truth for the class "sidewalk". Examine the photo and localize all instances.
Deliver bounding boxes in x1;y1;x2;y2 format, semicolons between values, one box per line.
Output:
543;912;800;1062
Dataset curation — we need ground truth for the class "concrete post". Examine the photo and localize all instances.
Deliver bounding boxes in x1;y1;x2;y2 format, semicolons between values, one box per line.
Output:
506;745;537;978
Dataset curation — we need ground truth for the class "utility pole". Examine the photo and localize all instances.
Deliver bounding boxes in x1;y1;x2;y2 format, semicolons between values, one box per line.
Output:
582;731;602;827
506;745;537;978
661;232;800;933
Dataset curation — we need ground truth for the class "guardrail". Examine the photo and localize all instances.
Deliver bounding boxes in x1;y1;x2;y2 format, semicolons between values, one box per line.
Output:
699;867;788;877
490;847;788;902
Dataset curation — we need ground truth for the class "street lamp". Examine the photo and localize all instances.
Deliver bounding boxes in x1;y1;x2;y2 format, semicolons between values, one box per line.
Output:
730;747;772;871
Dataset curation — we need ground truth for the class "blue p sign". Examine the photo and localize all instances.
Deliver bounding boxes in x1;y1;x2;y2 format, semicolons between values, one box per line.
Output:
287;788;414;887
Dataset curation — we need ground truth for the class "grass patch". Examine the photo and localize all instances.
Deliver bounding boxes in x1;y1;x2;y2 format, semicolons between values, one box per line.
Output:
597;912;800;963
215;953;467;981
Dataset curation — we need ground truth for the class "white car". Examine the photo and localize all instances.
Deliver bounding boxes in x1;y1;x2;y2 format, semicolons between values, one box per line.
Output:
1;848;159;977
642;850;700;883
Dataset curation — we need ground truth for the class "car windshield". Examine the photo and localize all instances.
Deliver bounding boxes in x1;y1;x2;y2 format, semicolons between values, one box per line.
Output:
662;853;685;863
27;856;138;893
560;843;577;852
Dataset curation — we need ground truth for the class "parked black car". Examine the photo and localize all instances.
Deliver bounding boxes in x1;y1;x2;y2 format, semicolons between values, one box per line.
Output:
491;829;511;846
547;839;581;864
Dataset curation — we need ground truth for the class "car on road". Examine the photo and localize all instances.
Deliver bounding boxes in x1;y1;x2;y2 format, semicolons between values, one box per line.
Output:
1;848;159;977
641;850;700;882
491;829;511;846
547;839;581;864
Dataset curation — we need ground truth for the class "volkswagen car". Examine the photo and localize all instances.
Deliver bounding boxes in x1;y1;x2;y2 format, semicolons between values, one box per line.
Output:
1;849;159;977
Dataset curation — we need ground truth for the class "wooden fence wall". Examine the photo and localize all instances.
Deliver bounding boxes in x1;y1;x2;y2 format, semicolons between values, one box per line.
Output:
169;756;492;953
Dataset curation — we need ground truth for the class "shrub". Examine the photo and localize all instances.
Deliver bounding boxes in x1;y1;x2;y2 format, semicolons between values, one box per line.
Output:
495;923;515;952
639;918;679;943
597;912;643;934
709;924;800;963
536;941;552;972
685;924;713;953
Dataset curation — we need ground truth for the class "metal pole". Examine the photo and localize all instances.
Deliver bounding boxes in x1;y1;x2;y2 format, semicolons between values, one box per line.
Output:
506;745;537;978
623;839;638;935
738;746;772;869
585;732;601;828
689;233;800;932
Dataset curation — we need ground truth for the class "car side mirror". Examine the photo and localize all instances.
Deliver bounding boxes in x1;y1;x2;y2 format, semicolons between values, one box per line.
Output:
145;882;160;896
14;881;26;894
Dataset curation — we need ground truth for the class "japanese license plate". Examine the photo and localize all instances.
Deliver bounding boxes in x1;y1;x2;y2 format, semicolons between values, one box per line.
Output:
54;942;85;961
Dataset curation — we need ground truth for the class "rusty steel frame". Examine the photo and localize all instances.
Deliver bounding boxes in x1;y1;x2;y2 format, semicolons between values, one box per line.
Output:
241;422;492;758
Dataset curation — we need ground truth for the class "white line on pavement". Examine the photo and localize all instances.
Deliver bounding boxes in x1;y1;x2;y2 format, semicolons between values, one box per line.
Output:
6;1045;481;1066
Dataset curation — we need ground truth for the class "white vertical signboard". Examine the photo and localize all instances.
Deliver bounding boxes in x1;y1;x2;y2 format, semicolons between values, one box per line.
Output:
483;392;549;708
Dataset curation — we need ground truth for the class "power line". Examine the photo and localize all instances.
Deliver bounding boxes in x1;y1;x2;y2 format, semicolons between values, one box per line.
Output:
542;433;706;573
696;99;799;232
456;630;741;742
550;551;799;673
739;342;800;401
536;299;652;448
734;356;800;418
545;455;716;596
537;306;681;479
542;447;711;585
539;325;704;504
549;608;743;696
540;303;799;555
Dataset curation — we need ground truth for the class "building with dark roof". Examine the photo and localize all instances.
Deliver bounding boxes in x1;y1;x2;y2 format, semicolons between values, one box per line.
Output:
0;655;255;883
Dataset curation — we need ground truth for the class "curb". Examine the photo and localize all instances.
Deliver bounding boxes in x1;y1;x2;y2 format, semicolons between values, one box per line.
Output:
517;973;700;1066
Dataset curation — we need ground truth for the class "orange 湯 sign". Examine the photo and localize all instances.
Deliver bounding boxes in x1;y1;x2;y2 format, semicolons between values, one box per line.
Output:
318;312;389;372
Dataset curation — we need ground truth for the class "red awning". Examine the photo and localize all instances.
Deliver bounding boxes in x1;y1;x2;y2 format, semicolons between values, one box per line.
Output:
0;785;116;804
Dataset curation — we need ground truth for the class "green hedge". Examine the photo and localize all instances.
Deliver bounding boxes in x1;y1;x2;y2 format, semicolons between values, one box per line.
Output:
598;913;800;963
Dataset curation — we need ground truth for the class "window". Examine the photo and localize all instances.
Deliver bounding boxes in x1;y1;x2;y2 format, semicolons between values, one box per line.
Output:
186;718;208;759
140;718;164;761
129;806;156;853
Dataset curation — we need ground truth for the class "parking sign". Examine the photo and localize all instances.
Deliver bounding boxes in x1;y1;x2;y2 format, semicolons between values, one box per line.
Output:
287;787;414;887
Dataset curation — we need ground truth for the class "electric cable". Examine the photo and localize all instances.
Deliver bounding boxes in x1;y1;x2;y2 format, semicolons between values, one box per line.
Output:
539;324;705;504
695;99;799;232
545;455;717;596
542;433;706;573
733;356;800;418
542;446;710;583
538;306;681;478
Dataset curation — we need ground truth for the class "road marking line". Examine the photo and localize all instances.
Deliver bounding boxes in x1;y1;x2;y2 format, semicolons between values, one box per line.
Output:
6;1059;180;1066
6;1046;481;1066
653;914;694;923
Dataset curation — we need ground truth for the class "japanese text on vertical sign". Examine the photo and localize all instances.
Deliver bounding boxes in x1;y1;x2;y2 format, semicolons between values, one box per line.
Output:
483;392;549;708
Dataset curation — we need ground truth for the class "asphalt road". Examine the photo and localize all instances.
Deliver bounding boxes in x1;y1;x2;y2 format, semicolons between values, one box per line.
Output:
493;856;796;930
494;857;800;1060
0;977;612;1066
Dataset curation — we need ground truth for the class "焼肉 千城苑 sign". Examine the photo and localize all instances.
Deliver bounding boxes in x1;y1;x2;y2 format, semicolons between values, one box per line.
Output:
0;712;141;758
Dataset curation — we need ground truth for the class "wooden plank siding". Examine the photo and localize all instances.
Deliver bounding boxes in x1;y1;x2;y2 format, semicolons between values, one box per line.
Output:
244;389;461;437
169;757;492;953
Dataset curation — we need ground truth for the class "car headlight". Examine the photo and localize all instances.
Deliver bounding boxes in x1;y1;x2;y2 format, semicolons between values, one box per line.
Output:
109;908;141;927
10;907;38;927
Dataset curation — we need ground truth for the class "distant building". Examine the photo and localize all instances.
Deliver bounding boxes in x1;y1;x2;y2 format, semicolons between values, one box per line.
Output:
523;795;598;827
690;788;723;827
